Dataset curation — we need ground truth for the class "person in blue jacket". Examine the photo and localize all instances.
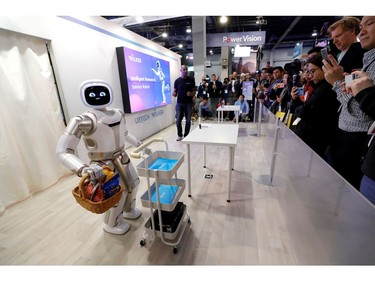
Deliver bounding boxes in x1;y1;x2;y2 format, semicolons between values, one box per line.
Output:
233;94;249;122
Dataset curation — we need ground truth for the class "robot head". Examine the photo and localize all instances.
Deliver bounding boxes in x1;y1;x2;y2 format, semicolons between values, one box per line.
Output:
80;80;113;109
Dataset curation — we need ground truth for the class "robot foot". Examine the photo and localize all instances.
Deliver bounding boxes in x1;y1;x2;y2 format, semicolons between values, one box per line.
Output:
103;221;130;235
123;208;142;220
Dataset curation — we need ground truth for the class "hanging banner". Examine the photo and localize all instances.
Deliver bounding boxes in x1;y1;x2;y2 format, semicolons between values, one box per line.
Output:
207;31;266;47
293;42;303;59
242;81;253;101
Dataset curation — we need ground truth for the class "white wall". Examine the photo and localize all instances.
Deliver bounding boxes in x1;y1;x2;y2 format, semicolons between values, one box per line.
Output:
0;16;181;162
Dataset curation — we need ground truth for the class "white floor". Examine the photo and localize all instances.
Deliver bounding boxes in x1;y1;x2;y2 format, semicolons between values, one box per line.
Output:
1;116;375;269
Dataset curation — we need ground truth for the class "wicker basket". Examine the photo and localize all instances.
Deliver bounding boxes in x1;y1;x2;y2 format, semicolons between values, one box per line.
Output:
72;173;123;214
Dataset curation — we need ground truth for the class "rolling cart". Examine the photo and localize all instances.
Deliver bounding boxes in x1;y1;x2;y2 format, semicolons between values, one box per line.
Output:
131;138;191;254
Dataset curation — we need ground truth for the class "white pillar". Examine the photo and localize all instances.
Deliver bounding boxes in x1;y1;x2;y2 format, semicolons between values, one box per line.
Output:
192;16;206;84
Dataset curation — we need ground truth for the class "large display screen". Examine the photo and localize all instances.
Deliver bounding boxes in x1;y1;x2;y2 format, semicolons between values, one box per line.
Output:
116;46;172;113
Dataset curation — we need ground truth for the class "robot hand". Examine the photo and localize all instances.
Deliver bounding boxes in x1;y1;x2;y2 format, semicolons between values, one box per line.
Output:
82;163;105;181
136;139;143;147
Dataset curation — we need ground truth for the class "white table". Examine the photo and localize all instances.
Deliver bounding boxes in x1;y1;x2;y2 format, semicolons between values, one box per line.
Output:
217;105;241;123
181;123;239;202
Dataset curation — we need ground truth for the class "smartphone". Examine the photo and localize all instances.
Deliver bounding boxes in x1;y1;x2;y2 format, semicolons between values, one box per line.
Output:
297;87;304;96
320;48;332;65
345;73;358;87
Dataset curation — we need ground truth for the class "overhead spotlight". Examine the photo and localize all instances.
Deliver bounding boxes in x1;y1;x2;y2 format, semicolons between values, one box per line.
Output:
220;16;228;24
255;16;266;25
186;26;191;33
161;32;168;38
312;28;318;37
178;44;183;48
209;49;213;55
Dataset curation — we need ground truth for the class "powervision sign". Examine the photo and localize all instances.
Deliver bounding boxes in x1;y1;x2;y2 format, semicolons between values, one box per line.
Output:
206;31;266;47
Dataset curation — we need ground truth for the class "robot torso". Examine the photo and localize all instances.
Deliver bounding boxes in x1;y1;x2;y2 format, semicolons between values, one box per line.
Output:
82;108;126;160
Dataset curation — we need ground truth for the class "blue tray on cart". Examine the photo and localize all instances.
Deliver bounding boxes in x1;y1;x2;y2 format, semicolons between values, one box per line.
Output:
140;178;185;211
137;151;184;179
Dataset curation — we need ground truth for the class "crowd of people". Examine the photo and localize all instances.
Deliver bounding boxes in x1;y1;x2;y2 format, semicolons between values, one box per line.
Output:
172;16;375;205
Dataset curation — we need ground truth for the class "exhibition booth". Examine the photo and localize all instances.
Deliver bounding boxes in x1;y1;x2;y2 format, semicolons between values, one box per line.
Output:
1;16;375;266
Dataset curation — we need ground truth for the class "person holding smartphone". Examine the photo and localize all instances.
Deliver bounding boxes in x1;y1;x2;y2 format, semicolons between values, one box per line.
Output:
323;16;372;190
344;16;375;204
292;54;340;160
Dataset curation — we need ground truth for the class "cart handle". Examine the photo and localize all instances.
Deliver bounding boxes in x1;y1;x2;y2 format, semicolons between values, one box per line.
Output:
130;138;165;159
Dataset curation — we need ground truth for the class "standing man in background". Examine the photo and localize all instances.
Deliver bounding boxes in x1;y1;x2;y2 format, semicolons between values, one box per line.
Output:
208;73;222;117
173;65;196;141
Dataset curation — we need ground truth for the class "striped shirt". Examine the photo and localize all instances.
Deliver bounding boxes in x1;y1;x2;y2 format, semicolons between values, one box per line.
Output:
333;48;375;132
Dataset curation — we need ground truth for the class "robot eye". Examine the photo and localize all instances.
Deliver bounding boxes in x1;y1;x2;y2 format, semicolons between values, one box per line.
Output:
89;92;96;98
100;92;106;97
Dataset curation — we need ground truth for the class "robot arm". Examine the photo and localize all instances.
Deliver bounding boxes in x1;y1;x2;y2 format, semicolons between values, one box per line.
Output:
56;114;94;176
125;130;142;148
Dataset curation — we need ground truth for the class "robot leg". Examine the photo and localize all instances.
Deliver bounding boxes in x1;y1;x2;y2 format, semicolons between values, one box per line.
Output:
102;191;130;235
113;153;142;220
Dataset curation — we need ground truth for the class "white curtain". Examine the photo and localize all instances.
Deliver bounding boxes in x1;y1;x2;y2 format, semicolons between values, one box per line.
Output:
0;29;67;214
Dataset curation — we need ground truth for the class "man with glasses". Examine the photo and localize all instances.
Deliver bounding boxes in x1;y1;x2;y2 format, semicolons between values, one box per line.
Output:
329;16;375;202
323;17;371;190
290;55;340;159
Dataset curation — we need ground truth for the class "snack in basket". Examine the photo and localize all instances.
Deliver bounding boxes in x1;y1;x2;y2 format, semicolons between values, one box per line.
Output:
86;182;104;202
85;167;120;202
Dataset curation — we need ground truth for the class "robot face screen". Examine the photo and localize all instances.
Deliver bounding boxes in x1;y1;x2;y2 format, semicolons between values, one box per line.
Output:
84;86;111;106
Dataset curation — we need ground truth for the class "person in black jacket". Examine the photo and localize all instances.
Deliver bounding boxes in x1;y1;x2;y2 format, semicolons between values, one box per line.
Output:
351;80;375;204
328;16;365;73
208;73;222;117
291;54;340;160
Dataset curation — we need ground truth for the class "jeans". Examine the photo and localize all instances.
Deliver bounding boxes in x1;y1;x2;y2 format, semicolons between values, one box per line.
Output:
200;108;213;118
360;175;375;205
176;102;193;137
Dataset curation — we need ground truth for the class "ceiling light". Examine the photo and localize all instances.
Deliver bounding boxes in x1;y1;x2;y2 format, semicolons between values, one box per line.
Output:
312;28;318;37
255;16;266;25
178;44;183;48
186;26;191;33
161;32;168;38
220;16;228;24
135;16;144;23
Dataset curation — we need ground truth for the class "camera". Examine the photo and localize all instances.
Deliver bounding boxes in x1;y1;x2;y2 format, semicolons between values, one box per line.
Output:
284;59;303;87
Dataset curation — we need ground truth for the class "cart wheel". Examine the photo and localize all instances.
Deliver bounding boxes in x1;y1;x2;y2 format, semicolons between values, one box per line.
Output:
173;247;178;254
140;240;146;247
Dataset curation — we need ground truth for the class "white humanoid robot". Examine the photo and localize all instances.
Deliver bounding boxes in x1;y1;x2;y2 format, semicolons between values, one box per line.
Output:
151;61;166;104
56;80;143;235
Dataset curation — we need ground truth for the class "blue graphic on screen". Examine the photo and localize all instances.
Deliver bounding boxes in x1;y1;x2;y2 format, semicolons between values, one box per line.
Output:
117;46;172;113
